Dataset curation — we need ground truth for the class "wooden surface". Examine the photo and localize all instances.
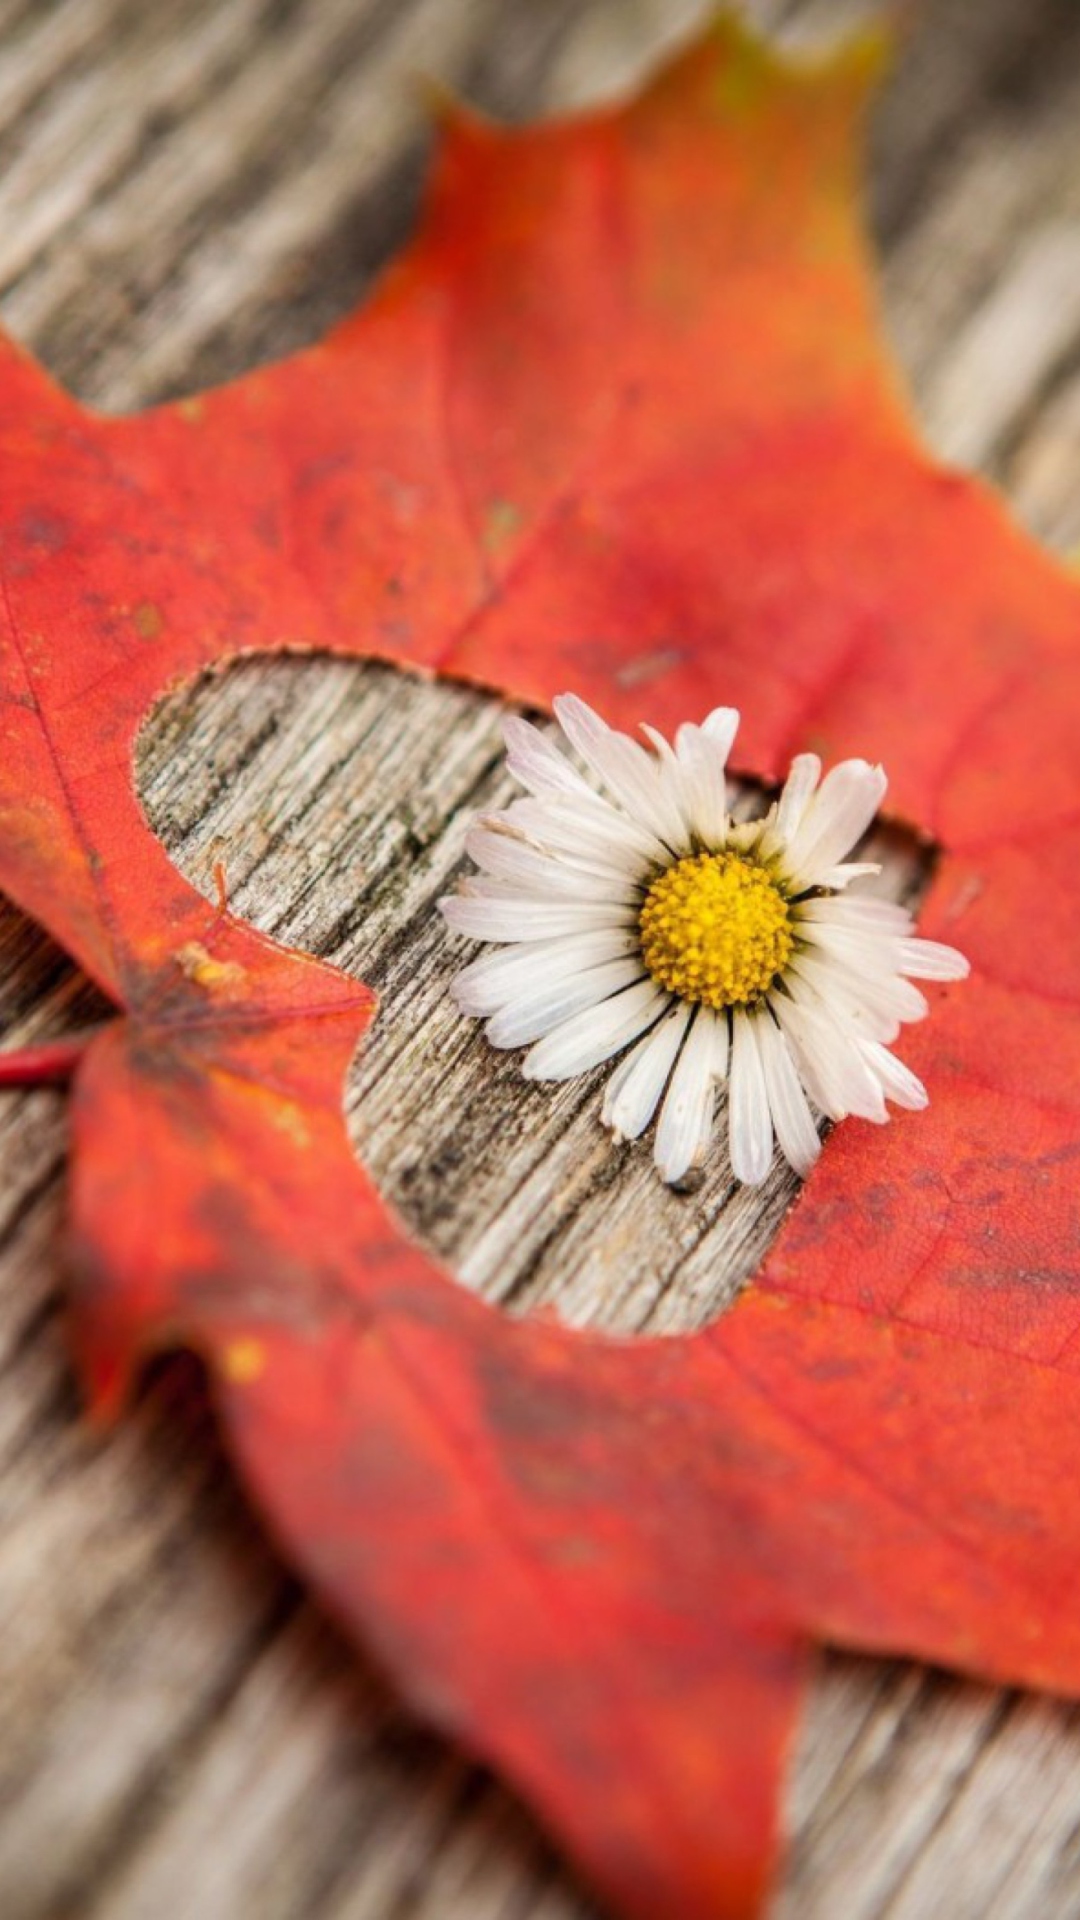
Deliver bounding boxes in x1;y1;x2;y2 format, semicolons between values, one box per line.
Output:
2;0;1080;1915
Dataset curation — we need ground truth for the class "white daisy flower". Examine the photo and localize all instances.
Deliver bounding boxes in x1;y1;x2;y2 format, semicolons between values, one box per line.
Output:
439;695;969;1188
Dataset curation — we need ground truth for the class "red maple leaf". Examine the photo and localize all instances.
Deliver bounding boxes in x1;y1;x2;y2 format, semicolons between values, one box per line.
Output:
2;18;1079;1918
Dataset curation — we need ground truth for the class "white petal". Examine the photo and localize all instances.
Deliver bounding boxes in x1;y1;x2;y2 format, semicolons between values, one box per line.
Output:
654;1009;719;1184
789;950;929;1036
465;823;639;904
801;919;966;999
755;1013;821;1177
798;922;915;990
798;895;914;934
675;712;737;845
782;955;900;1046
451;928;640;1015
818;861;883;889
522;979;666;1080
439;894;634;943
553;694;689;851
485;957;645;1048
640;706;738;850
638;724;699;846
768;994;837;1115
859;1038;928;1111
798;920;902;961
782;760;887;888
503;791;664;867
729;1008;774;1184
772;988;888;1122
702;706;741;752
502;715;597;801
898;937;970;981
775;753;822;840
602;1000;693;1141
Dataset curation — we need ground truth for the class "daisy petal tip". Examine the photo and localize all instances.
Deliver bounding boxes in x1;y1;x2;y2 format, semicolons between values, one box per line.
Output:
821;861;882;889
909;943;971;984
939;946;971;981
552;690;591;726
653;1146;691;1188
849;755;886;786
790;1140;822;1181
850;757;887;799
730;1151;770;1188
483;1027;518;1052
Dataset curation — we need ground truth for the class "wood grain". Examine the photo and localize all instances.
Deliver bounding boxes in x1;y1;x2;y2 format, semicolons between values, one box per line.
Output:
2;1;1080;1915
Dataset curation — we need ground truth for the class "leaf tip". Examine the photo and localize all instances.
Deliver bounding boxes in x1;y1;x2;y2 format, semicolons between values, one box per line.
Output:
679;3;894;126
413;69;493;140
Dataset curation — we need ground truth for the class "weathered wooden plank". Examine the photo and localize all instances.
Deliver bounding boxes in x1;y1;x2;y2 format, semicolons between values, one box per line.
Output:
1;1;1080;1915
1009;363;1080;554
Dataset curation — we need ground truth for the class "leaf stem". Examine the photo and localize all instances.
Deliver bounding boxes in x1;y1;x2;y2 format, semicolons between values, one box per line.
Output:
0;1030;101;1087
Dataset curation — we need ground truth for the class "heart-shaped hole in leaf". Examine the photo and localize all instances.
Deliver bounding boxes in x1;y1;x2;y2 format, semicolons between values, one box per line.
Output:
138;654;933;1337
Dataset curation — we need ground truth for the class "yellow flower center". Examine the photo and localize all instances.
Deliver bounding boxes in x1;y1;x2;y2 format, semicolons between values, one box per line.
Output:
639;852;793;1009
